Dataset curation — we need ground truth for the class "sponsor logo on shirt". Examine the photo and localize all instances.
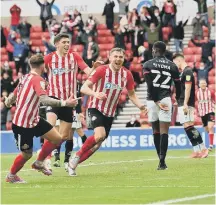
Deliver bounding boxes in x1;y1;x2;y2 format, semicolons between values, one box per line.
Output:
52;68;74;75
105;82;123;90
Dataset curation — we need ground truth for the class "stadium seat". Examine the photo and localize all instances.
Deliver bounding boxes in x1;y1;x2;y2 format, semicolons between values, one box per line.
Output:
187;62;194;68
97;30;112;36
1;55;8;62
192;47;202;55
188;41;196;47
42;32;50;39
208;76;215;84
9;61;15;70
107;36;115;43
202;26;209;32
0;47;7;55
195;62;200;68
30;32;42;40
71;45;84;52
31;26;43;32
99;51;108;58
209;69;215;76
31;40;43;47
39;46;46;52
97;24;107;30
97;37;107;44
208;84;215;92
98;43;114;51
163;34;169;41
194;55;201;62
184;55;195;62
183;48;193;55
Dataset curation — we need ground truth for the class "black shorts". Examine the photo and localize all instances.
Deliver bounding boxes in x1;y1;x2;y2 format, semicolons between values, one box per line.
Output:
12;118;53;151
46;97;73;123
201;112;215;127
87;108;114;138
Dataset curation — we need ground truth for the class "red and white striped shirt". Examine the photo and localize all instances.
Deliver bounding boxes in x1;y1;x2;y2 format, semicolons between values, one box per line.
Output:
88;65;135;117
197;88;215;117
44;51;88;100
13;73;47;128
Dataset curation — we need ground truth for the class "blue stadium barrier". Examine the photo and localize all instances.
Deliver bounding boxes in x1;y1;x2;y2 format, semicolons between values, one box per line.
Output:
1;126;215;153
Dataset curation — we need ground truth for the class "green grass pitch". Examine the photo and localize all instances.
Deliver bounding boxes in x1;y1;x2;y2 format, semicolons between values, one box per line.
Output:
1;150;215;204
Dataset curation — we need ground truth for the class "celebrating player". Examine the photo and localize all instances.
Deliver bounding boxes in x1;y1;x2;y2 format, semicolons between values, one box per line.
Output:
43;33;98;170
173;54;209;158
143;41;181;170
5;54;79;183
197;79;215;151
68;47;147;176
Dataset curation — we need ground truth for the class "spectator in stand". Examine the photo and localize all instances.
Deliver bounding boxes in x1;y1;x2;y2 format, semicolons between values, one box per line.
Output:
161;0;177;27
153;8;162;26
193;56;213;85
17;17;32;44
131;25;145;57
1;72;14;95
207;0;215;23
150;0;159;13
85;14;97;36
1;61;13;79
112;27;126;50
126;115;141;127
191;36;215;63
173;19;188;53
102;0;115;29
140;7;155;27
142;22;160;46
83;36;99;67
1;101;9;131
36;0;55;32
60;13;74;42
13;71;23;88
138;45;153;63
76;29;88;45
117;0;130;20
8;32;29;74
193;0;208;24
42;36;56;54
165;44;173;61
192;12;206;40
1;26;7;48
10;4;21;31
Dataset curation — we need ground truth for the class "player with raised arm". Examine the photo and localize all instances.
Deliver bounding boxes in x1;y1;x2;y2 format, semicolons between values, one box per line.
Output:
68;47;147;176
173;53;209;158
43;33;99;170
197;79;215;151
143;41;181;170
4;54;78;183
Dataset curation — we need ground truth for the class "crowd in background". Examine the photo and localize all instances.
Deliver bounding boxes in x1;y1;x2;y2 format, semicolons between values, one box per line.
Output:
1;0;215;130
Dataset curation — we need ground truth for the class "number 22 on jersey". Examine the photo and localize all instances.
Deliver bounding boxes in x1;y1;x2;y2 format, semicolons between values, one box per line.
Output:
151;70;171;89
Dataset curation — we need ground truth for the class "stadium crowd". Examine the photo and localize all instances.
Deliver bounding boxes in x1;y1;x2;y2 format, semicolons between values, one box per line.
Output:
1;0;215;130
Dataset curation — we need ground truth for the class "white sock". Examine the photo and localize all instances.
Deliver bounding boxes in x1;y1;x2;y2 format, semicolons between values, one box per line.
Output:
193;145;200;152
199;143;206;150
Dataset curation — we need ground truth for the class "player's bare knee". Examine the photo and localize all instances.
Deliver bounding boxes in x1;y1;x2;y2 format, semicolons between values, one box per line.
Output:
94;131;106;142
22;150;33;160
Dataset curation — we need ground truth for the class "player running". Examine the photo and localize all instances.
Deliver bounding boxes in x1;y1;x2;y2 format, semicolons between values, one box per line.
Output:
68;47;147;176
197;79;215;151
173;54;209;158
4;54;79;183
143;41;181;170
43;33;99;170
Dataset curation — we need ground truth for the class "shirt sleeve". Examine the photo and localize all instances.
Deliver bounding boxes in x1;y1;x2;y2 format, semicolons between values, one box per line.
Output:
143;62;150;75
32;76;47;97
172;65;180;81
184;69;193;84
73;52;89;70
44;54;52;74
88;66;104;84
126;71;135;90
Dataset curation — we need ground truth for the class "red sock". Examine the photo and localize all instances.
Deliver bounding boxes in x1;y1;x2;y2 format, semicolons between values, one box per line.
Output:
10;154;28;175
209;133;214;146
79;149;94;164
37;140;63;161
77;136;96;157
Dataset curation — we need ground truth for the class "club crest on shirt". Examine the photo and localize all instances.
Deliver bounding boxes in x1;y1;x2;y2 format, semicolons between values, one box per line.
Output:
40;81;46;90
186;75;191;81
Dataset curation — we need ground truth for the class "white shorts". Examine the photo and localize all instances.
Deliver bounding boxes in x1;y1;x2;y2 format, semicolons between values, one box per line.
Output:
147;97;172;122
178;106;195;124
72;113;82;129
55;114;82;129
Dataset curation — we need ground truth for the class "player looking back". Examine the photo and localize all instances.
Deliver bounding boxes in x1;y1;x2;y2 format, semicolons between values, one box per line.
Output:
4;54;78;183
143;41;181;170
173;54;209;158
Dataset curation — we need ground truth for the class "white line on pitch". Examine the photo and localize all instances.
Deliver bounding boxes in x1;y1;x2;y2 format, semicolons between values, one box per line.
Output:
148;193;216;204
1;155;215;173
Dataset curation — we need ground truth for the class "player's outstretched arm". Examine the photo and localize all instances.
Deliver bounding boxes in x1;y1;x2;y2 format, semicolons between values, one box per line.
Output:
39;95;79;107
128;89;147;114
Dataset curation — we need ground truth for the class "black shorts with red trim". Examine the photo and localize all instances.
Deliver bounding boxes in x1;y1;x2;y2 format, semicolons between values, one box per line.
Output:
12;118;53;151
201;112;215;127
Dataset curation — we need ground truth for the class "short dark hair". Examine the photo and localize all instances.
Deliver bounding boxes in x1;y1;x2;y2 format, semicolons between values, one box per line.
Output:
54;33;69;44
173;53;184;60
29;54;44;68
153;41;166;55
